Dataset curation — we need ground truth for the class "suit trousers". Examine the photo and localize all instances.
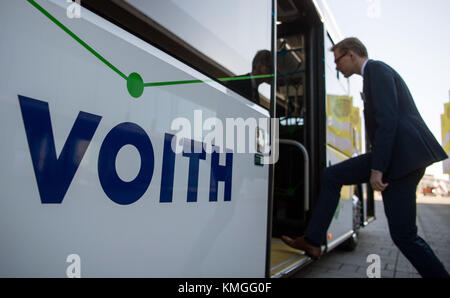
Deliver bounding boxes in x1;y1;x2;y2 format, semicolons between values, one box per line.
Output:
304;153;449;278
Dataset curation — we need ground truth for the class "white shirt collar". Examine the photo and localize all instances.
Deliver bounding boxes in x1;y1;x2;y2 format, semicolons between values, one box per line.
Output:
361;59;369;76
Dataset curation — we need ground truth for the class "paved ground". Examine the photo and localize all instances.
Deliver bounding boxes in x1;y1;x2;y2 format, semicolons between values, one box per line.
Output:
294;194;450;278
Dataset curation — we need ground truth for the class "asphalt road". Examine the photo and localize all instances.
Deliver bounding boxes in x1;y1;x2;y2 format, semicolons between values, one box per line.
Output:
293;195;450;278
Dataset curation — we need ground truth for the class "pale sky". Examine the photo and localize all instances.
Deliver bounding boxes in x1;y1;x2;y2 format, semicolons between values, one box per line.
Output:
326;0;450;179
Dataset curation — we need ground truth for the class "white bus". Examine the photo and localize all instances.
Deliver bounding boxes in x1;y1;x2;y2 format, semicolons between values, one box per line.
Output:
0;0;375;277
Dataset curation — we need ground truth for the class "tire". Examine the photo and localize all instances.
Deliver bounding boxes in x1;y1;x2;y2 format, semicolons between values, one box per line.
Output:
339;195;362;251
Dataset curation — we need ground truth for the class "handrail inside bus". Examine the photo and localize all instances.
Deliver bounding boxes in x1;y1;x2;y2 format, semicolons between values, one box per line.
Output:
278;139;309;212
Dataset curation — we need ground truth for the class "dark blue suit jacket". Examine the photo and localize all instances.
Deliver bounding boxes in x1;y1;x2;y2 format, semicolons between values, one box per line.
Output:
362;60;447;179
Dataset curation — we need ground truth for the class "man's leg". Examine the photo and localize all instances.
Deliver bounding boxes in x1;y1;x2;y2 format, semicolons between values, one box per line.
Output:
304;153;372;246
382;167;449;278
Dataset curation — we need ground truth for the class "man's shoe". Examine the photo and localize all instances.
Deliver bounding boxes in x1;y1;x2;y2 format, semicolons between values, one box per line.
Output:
280;235;322;260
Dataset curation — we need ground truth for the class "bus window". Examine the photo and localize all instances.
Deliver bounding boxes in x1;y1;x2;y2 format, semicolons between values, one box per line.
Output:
124;0;273;106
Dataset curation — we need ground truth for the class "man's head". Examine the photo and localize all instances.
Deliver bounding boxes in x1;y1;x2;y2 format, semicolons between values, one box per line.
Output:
331;37;368;78
252;50;272;84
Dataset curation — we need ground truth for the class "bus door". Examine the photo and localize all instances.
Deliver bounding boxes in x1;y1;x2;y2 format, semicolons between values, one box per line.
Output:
270;0;326;277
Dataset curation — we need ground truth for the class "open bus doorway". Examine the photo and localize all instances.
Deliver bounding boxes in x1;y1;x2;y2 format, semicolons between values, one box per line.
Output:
272;30;309;238
272;0;325;242
269;0;327;277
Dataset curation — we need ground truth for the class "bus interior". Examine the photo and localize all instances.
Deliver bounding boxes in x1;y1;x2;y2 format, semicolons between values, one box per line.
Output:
270;0;327;276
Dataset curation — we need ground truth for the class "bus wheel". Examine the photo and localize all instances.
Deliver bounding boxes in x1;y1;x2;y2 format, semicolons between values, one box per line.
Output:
339;195;362;251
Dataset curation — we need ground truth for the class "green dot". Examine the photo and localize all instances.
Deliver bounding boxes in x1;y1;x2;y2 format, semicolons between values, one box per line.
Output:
127;72;144;98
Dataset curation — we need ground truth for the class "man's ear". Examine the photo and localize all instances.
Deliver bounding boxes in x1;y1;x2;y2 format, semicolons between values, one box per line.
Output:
348;50;355;59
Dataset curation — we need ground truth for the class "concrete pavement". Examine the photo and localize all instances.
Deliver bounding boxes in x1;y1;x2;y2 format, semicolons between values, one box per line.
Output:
294;195;450;278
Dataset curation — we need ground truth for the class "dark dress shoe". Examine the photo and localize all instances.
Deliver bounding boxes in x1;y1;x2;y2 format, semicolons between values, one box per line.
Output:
281;235;322;260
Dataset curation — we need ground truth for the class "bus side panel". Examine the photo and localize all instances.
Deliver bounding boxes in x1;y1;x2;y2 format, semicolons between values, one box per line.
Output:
0;0;269;277
325;146;353;245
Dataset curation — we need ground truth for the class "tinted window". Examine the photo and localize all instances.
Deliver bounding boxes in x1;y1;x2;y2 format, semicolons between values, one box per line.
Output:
125;0;272;104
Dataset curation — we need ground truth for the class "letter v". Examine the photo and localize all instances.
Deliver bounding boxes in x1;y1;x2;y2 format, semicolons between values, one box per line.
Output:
18;95;102;203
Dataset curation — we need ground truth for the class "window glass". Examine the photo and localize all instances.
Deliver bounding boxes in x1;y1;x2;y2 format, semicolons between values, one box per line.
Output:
125;0;272;104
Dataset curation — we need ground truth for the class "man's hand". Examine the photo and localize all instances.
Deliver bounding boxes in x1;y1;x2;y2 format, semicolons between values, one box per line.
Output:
370;169;388;192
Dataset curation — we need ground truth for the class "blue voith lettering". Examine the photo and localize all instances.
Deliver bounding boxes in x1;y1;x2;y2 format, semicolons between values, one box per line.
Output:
18;95;102;204
209;146;233;202
160;133;176;203
19;95;234;204
182;139;206;202
98;122;155;205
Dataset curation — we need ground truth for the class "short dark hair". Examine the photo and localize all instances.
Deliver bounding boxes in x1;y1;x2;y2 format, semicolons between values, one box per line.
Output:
252;50;272;70
331;37;368;58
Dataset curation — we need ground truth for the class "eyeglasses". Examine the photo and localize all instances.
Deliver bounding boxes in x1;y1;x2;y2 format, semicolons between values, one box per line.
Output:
334;51;348;64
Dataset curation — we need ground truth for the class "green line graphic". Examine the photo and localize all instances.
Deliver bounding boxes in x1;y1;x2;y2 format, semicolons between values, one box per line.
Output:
27;0;127;81
143;74;274;87
27;0;273;98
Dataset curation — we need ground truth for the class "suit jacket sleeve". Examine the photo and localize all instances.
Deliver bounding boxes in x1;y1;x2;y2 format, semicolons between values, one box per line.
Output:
369;62;399;173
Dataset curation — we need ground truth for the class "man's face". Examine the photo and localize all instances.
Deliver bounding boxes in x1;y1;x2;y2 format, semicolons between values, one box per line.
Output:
333;48;354;78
